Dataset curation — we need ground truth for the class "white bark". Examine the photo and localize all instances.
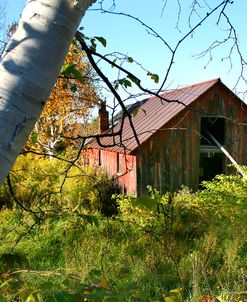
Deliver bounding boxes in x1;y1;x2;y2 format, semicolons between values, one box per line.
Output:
0;0;95;185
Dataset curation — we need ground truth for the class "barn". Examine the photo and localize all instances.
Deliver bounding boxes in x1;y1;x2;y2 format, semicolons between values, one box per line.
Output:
86;78;247;196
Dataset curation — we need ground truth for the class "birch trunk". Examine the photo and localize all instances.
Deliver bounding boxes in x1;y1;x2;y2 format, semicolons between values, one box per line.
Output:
0;0;95;185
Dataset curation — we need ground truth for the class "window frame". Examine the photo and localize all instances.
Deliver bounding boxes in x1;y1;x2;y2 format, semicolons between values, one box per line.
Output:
116;152;122;175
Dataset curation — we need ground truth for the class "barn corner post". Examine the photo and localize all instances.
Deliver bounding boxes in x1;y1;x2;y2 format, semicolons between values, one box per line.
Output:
0;0;96;186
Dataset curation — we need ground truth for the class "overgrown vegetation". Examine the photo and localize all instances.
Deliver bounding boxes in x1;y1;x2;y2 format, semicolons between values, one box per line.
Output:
0;155;246;301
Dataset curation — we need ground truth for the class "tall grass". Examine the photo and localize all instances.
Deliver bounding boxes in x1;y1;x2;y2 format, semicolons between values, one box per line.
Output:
0;155;246;301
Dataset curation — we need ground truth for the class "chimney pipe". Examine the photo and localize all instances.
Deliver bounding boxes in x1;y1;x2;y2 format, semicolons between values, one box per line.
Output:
98;101;109;133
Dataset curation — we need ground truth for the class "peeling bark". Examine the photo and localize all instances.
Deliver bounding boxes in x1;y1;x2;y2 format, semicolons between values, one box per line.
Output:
0;0;95;185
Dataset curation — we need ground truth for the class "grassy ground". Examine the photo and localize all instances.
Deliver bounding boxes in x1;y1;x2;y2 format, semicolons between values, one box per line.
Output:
0;190;246;301
0;157;246;301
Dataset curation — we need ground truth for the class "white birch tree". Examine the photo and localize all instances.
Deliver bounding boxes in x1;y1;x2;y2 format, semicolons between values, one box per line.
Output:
0;0;95;185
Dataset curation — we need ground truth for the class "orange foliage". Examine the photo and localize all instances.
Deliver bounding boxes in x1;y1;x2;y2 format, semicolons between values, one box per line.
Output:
27;41;100;154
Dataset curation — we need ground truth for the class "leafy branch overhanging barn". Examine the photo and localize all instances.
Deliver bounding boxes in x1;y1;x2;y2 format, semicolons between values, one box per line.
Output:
86;78;247;196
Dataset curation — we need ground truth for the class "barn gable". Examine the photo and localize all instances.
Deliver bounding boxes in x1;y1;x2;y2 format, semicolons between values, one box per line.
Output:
87;78;247;195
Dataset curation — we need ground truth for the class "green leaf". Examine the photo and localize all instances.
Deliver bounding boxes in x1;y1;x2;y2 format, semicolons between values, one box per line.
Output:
90;38;97;51
60;63;76;75
71;69;83;83
147;72;159;83
127;56;134;63
151;74;159;83
118;78;132;89
83;35;90;41
60;63;83;83
62;83;68;89
95;36;107;47
127;75;140;86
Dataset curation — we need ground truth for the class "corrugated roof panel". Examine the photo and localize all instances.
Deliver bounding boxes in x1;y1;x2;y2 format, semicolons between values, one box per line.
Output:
89;79;220;153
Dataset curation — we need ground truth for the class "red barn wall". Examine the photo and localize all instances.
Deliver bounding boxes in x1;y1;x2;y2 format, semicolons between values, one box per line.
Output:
86;148;137;195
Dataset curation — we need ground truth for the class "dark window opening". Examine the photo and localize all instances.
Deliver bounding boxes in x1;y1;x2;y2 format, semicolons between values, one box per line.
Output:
199;152;224;183
200;117;225;146
199;117;226;184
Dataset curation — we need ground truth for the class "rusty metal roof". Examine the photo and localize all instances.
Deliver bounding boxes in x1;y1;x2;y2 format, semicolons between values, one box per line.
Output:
89;78;229;154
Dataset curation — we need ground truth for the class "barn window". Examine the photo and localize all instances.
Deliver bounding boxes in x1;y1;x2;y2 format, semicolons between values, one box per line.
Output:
98;150;102;166
117;153;122;174
199;117;226;183
200;117;225;146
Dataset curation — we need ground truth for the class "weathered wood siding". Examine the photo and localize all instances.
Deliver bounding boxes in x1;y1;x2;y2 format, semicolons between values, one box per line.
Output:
87;148;137;195
134;83;247;195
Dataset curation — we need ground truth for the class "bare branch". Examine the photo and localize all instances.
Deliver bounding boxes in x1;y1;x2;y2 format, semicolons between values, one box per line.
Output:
158;0;232;92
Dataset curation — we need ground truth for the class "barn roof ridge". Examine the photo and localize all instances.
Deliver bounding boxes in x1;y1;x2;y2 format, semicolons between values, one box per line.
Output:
152;78;220;99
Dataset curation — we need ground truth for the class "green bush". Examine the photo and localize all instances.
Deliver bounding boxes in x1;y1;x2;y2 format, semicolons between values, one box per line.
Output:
199;173;247;224
114;175;247;301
